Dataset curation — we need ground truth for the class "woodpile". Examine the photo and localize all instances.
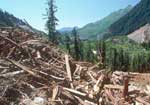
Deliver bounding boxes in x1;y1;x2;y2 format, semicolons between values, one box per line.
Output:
0;27;149;105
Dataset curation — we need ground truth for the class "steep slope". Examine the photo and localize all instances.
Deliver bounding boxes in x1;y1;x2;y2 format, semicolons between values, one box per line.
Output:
109;0;150;36
78;5;132;39
0;9;26;27
127;24;150;43
0;9;46;36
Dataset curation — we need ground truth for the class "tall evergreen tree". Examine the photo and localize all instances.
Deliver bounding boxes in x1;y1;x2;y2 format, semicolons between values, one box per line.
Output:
101;41;106;65
45;0;58;44
111;48;117;71
72;27;80;61
65;34;71;54
79;39;84;61
86;42;94;62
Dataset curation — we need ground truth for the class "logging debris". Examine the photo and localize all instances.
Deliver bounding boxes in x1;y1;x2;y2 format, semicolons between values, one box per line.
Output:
0;27;150;105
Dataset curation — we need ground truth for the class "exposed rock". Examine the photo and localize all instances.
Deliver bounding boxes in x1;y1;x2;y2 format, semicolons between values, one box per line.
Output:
128;24;150;43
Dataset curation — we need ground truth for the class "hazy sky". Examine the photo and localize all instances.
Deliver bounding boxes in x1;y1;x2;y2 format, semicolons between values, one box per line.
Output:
0;0;140;31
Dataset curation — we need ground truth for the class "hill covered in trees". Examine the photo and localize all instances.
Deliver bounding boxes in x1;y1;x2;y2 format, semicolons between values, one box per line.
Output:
109;0;150;36
77;5;132;39
0;9;46;36
105;36;150;72
0;9;26;27
61;32;150;72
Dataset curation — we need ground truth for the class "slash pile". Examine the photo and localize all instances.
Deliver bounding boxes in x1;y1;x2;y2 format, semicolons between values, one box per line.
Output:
0;27;149;105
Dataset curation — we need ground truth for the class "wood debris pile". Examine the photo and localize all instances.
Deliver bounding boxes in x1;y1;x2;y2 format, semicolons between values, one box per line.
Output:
0;27;149;105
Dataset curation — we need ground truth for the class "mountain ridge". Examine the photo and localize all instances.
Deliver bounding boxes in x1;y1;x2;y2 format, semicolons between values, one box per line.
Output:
58;27;74;33
109;0;150;36
0;9;46;36
77;5;133;39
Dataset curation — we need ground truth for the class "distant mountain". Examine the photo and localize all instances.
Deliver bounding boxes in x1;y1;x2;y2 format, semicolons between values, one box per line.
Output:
58;27;74;33
109;0;150;36
77;5;132;40
0;9;46;35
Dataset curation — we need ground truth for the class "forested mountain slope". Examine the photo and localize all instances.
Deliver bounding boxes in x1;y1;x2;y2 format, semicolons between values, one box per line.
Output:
0;9;46;35
109;0;150;36
0;9;25;27
77;5;132;39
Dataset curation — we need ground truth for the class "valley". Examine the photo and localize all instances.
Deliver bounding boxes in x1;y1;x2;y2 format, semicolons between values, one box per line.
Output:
0;0;150;104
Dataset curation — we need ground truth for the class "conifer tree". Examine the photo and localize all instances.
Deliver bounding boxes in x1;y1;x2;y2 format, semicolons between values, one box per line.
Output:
112;48;117;71
79;39;84;61
65;35;71;54
45;0;58;44
101;41;106;65
86;42;93;62
72;27;80;60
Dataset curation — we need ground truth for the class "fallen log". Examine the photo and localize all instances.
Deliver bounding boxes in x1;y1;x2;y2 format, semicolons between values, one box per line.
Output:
0;34;26;53
104;84;123;90
6;58;40;78
0;70;24;77
65;54;74;88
